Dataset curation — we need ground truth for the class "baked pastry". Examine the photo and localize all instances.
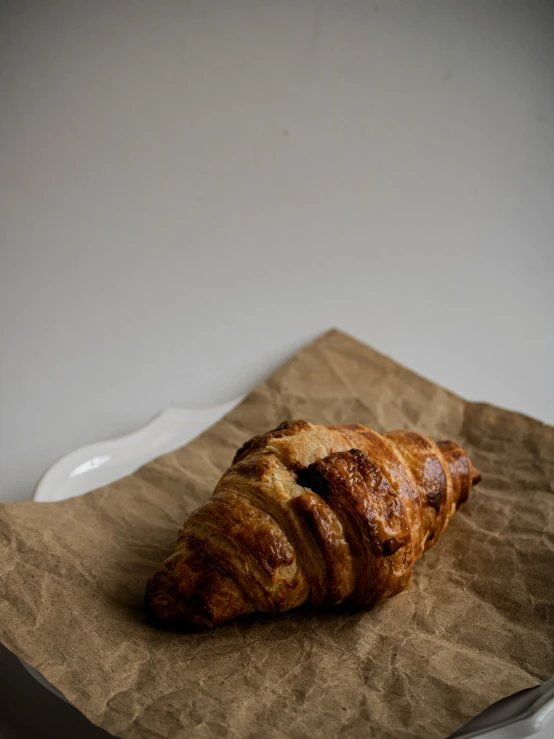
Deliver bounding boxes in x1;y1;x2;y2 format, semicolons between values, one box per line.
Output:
146;421;480;628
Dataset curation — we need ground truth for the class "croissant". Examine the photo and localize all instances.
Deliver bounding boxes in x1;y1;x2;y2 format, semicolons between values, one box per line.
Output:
146;421;481;628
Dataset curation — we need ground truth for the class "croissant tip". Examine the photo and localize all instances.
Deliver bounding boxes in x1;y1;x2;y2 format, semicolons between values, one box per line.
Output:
471;467;482;486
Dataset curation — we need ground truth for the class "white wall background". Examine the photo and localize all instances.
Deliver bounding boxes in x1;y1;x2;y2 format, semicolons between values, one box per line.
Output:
1;0;553;504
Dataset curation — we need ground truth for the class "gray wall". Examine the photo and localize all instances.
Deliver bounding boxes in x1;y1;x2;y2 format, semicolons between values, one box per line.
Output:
1;0;553;503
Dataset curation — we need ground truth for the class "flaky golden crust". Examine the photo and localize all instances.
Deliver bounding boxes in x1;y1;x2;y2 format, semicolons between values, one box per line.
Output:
145;421;480;628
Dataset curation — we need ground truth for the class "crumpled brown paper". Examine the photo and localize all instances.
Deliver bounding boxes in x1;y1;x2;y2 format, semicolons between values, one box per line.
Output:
1;329;553;739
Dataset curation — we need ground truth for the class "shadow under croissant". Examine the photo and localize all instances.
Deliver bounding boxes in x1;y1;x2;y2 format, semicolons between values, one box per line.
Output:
144;595;372;634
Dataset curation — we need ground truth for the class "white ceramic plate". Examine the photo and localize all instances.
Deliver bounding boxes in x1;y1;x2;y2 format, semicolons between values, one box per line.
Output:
21;401;554;739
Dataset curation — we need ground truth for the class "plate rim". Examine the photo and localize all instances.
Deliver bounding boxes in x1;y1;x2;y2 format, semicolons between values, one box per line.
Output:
33;398;244;502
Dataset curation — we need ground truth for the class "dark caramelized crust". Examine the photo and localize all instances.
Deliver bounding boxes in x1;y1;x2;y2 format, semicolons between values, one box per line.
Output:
436;440;472;509
146;421;480;627
384;430;450;549
298;449;413;605
333;425;425;556
291;492;355;605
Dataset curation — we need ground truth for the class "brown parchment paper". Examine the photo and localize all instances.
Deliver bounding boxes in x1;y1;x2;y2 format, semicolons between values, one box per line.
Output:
1;329;553;739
